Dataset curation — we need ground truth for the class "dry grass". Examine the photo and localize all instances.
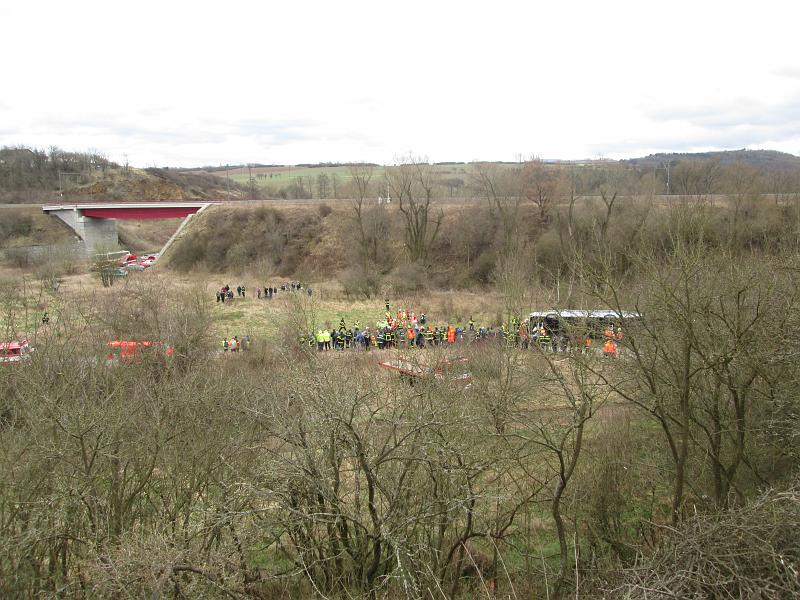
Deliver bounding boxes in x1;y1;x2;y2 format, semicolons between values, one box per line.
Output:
116;218;184;252
2;265;508;344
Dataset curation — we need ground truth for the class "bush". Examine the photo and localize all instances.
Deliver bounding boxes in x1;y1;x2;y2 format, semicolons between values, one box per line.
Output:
387;260;428;294
613;482;800;599
2;247;34;269
0;212;33;244
338;265;382;298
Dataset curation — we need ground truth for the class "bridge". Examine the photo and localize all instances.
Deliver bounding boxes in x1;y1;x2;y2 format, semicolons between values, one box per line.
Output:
42;202;216;256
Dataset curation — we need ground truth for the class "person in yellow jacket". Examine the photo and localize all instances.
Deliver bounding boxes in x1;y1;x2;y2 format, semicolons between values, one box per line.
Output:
316;330;325;351
322;329;332;351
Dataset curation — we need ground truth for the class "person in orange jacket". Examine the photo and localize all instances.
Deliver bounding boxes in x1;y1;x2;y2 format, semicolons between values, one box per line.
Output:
603;338;617;357
447;325;456;344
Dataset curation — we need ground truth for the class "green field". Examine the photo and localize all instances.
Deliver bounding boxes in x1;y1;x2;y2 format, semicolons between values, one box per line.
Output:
207;285;502;343
219;163;482;189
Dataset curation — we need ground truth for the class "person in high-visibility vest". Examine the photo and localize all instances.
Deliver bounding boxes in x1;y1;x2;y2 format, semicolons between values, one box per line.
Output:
538;327;551;350
583;336;592;354
424;328;434;346
322;329;331;350
447;325;456;344
506;326;516;347
603;339;617;358
316;330;325;351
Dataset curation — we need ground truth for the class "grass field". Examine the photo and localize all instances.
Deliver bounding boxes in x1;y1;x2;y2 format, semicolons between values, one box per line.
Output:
204;163;484;190
0;266;506;346
205;279;504;342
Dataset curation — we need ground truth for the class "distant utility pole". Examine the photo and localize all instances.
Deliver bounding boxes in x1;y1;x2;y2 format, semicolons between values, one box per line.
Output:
247;164;255;200
58;171;81;198
663;162;671;195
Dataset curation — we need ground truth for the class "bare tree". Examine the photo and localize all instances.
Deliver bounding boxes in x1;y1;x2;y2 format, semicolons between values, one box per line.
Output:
470;161;525;254
522;158;563;223
386;154;443;263
583;225;800;523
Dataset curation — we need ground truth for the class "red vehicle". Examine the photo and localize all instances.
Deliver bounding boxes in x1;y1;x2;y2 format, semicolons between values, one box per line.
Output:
378;356;471;385
0;340;33;365
118;253;158;269
106;340;174;364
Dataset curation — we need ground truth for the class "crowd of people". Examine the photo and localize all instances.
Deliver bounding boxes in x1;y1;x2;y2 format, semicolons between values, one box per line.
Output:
213;289;625;358
302;302;626;357
215;281;310;303
299;302;477;351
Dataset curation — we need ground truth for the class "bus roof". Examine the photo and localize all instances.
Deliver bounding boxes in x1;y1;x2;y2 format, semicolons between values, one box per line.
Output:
529;309;641;320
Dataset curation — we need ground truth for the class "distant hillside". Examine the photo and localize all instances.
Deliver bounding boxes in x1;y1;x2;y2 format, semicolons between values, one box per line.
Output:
0;145;248;203
627;149;800;171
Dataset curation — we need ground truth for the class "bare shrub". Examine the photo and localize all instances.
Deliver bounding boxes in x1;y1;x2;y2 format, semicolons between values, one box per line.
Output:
2;246;34;269
337;264;382;298
0;210;34;244
387;260;428;294
613;482;800;600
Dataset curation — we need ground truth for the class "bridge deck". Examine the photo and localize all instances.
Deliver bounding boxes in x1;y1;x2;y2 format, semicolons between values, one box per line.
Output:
42;202;216;220
43;202;216;210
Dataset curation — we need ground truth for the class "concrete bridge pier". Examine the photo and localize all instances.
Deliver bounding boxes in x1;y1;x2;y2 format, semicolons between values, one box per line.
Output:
47;207;119;253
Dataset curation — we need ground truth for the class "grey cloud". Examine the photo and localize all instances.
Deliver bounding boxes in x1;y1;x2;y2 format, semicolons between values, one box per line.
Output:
220;118;374;146
596;95;800;156
776;66;800;80
596;123;800;157
214;118;320;145
649;93;800;126
24;113;340;148
0;126;22;138
651;102;800;131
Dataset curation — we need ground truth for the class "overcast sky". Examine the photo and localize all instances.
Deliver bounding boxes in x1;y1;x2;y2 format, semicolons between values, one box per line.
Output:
2;0;799;167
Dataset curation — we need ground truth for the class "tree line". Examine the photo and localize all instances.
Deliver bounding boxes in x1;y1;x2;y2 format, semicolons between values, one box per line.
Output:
0;145;116;196
252;152;800;202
